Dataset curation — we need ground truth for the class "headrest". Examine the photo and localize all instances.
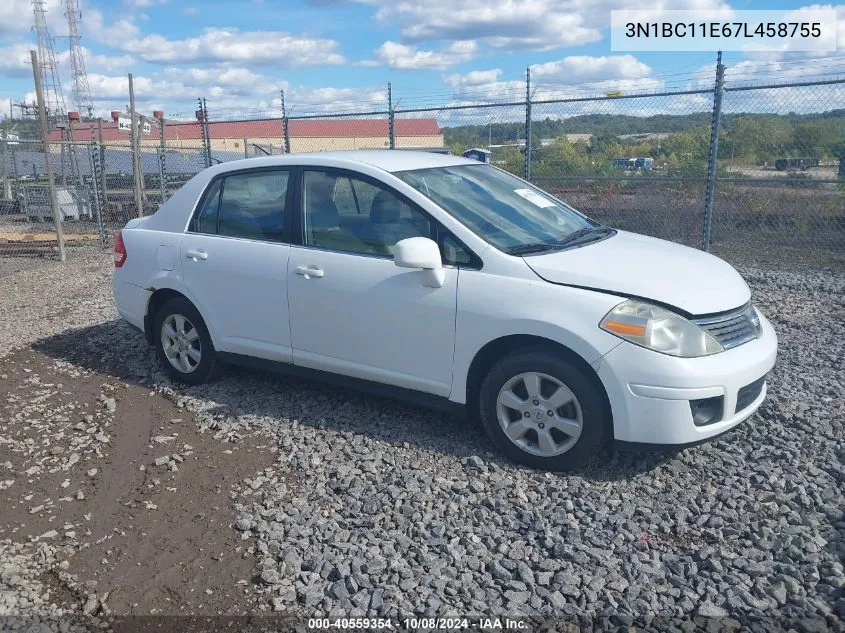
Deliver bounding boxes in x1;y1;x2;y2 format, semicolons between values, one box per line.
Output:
370;191;401;224
309;207;339;230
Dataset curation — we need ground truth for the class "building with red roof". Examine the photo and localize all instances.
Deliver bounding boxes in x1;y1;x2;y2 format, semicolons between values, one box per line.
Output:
49;116;444;154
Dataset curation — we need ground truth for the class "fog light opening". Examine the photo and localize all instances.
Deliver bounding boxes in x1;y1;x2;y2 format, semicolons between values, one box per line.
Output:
690;396;724;427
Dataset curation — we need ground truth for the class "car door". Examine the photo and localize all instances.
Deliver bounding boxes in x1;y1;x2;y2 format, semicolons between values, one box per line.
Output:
180;168;294;362
288;169;458;397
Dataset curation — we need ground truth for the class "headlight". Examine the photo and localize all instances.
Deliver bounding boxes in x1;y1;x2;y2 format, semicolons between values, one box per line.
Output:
749;306;763;338
600;300;724;357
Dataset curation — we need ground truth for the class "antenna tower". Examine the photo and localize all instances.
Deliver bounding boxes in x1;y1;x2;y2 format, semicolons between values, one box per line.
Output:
32;0;67;126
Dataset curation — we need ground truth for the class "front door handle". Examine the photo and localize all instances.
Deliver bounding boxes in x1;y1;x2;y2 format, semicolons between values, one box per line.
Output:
185;249;208;261
295;265;324;279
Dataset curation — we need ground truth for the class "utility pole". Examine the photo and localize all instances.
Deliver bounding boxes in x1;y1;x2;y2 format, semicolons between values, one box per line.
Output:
388;82;395;150
129;73;144;217
701;51;725;252
31;50;66;262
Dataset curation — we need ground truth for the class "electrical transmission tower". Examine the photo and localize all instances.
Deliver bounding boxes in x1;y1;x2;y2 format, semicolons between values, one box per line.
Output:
32;0;67;127
63;0;93;118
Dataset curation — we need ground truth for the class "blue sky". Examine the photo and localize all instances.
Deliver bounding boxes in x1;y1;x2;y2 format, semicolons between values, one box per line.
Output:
0;0;842;120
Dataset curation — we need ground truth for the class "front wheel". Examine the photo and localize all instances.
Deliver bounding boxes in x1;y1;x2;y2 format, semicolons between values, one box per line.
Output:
478;349;611;471
154;297;220;384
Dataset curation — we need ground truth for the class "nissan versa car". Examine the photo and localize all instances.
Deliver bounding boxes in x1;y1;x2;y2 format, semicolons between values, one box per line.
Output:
112;151;777;470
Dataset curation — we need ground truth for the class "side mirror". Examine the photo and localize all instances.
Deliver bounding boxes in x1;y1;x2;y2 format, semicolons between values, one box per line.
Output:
393;237;445;288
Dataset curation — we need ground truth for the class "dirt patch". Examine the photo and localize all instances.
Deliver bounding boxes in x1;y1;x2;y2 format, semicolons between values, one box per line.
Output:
0;347;275;615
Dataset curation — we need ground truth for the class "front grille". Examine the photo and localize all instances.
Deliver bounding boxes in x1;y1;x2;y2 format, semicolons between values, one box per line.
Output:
692;304;759;350
736;376;766;413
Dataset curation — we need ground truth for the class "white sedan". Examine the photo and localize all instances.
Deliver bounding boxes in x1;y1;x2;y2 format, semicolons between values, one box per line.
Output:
112;151;777;470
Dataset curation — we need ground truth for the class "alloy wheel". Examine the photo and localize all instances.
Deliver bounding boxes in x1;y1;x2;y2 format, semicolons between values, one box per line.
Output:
161;313;202;374
495;371;583;457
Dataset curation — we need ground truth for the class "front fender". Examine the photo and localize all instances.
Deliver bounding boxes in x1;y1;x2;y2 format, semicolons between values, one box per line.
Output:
450;271;626;404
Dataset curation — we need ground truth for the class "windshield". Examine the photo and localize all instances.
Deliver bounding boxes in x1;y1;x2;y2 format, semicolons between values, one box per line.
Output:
395;164;600;253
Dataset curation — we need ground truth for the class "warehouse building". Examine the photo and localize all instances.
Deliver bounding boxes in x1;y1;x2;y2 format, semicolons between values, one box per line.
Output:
48;115;445;154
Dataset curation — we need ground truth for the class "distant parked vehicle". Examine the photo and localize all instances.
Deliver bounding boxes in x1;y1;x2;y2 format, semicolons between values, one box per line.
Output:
113;151;777;470
774;157;819;171
23;186;93;222
0;196;21;216
612;157;654;170
463;148;492;163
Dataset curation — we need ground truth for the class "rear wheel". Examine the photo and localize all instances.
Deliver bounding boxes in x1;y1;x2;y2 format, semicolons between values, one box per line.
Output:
478;348;610;470
154;297;220;384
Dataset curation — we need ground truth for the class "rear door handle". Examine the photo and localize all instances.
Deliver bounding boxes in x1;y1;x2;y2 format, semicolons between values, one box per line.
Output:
185;249;208;261
295;265;324;279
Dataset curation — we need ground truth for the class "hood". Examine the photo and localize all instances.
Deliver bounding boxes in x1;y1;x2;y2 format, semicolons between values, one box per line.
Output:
523;230;750;316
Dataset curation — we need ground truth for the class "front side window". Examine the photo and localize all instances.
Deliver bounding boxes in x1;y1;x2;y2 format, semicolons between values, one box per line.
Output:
396;164;602;254
189;170;288;242
302;170;432;256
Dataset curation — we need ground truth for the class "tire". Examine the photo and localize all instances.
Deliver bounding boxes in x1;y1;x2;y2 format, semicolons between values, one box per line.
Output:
153;297;221;385
478;347;611;471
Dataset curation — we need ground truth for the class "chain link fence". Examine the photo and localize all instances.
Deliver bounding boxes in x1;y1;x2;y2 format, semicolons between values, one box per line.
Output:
3;65;843;268
711;79;845;266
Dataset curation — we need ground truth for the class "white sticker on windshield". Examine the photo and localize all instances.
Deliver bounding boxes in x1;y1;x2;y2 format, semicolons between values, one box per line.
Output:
514;188;556;208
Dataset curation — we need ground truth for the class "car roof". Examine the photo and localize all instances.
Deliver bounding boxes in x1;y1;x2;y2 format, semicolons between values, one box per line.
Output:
211;150;479;174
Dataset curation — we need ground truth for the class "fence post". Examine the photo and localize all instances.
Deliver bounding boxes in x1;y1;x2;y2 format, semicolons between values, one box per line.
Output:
67;120;81;186
524;67;532;181
197;97;211;168
88;131;105;246
701;51;725;252
204;98;212;167
97;117;108;208
30;50;66;262
129;73;144;217
281;90;291;154
281;91;291;154
157;111;166;207
59;127;67;185
388;82;395;150
0;136;9;199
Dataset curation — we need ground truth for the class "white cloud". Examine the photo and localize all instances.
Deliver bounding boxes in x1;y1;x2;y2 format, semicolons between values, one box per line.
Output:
367;40;477;69
532;55;652;83
55;48;136;73
443;55;657;102
362;0;732;51
0;43;34;78
0;0;64;37
0;97;13;120
124;0;167;6
83;14;346;67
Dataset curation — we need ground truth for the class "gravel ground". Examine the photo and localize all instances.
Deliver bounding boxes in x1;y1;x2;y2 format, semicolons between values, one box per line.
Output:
0;248;843;631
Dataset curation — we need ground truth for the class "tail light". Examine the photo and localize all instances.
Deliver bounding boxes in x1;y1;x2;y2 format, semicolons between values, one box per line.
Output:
114;230;127;268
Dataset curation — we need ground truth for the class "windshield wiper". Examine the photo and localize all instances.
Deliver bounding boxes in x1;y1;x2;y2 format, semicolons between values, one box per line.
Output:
556;226;615;248
507;227;615;256
506;242;562;255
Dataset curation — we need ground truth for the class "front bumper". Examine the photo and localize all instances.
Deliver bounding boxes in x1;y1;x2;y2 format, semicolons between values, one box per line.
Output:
593;309;777;445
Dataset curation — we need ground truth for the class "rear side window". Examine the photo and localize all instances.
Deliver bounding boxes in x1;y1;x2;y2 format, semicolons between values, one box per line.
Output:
189;170;289;242
191;179;221;234
219;171;288;241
